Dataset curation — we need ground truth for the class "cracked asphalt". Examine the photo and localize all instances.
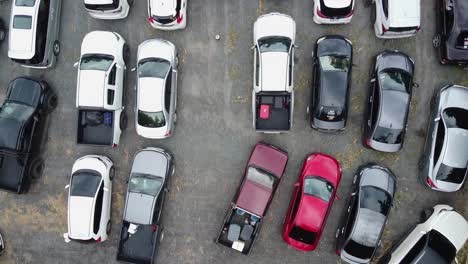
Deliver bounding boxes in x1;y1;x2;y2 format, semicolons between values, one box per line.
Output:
0;0;466;263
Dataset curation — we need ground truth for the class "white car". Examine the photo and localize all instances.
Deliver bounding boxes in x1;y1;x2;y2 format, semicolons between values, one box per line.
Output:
64;155;114;243
148;0;187;30
84;0;133;20
370;0;420;39
75;31;128;147
313;0;355;24
380;205;468;264
134;39;178;139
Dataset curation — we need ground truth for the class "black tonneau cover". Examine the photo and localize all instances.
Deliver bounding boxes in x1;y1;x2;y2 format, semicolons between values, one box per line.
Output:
117;221;159;264
77;109;114;146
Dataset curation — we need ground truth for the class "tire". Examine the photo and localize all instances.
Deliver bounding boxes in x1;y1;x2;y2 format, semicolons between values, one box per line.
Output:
53;40;60;56
127;0;133;6
29;157;44;180
120;112;128;130
45;93;58;113
106;220;112;235
419;208;433;223
175;56;179;67
0;31;5;41
432;34;441;48
109;167;115;181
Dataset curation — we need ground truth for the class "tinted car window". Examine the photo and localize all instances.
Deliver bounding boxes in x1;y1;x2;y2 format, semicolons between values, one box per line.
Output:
304;177;334;202
138;110;166;128
80;55;114;71
436;163;466;184
258;37;291;53
443;0;454;34
434;121;445;163
319;56;350;72
344;239;375;260
400;234;428;263
379;71;411;93
70;171;102;197
16;0;35;6
443;107;468;129
427;230;456;262
138;59;171;79
382;0;388;17
290;188;302;221
13;15;32;30
360;186;391;215
164;71;172;112
289;225;317;245
246;167;275;189
373;126;403;144
93;183;104;234
129;174;163;196
0;102;34;121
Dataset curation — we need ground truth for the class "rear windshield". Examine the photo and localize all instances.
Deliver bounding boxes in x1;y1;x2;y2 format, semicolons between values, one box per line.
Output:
344;239;374;260
129;174;163;196
360;186;391;215
138;58;171;79
319;56;350;72
456;31;468;49
289;225;317;245
246;167;275;189
373;126;403;144
70;170;101;197
85;0;119;11
304;177;334;202
16;0;35;6
258;37;291;53
443;107;468;129
319;0;352;17
379;71;411;93
80;54;114;71
138;110;166;128
436;164;466;184
13;15;32;30
389;26;418;32
426;230;457;263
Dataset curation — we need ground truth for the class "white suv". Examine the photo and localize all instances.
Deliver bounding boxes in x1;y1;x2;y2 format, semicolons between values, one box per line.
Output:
380;205;468;264
84;0;133;20
370;0;420;39
64;155;114;243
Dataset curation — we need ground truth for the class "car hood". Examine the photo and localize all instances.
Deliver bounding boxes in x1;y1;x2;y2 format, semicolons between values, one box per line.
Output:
254;13;295;41
320;71;348;108
124;192;157;225
81;31;119;56
379;90;409;130
138;39;174;62
151;0;176;17
77;70;106;108
260;52;289;92
248;143;288;178
68;196;94;240
360;166;396;195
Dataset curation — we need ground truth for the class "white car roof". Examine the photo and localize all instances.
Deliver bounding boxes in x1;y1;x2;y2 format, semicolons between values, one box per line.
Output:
150;0;176;17
138;39;174;62
68;196;95;240
432;210;468;250
254;13;296;42
84;0;113;4
322;0;353;8
8;0;40;60
81;31;120;57
442;128;468;168
77;70;107;108
260;52;289;92
138;78;165;112
388;0;420;28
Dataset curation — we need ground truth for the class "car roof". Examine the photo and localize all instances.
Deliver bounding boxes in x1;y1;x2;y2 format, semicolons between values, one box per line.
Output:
138;39;174;62
77;70;107;108
138;78;165;112
388;0;420;27
248;143;288;177
236;179;272;217
377;90;409;130
295;193;328;232
319;71;348;109
68;196;96;240
124;192;157;225
150;0;177;17
8;0;40;60
442;128;468;168
454;0;468;29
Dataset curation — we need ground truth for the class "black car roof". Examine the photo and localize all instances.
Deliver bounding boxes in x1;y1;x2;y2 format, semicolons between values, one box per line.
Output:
0;118;23;150
319;71;348;109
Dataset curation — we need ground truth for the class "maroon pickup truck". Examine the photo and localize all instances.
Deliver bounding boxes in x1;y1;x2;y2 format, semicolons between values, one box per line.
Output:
216;142;288;254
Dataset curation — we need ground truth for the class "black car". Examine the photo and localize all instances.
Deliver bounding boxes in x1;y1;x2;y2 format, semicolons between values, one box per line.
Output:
363;51;416;153
0;77;57;193
309;35;353;132
335;164;396;264
433;0;468;65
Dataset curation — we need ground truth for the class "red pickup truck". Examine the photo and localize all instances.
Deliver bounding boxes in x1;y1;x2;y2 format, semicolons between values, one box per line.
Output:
216;142;288;254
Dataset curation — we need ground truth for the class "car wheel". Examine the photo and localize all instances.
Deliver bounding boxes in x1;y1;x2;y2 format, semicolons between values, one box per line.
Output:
175;56;179;67
109;167;115;181
370;3;376;23
45;93;58;113
29;157;45;180
120;111;128;130
159;228;164;242
0;31;5;41
127;0;134;6
106;220;112;235
432;34;441;48
419;208;434;223
53;40;60;56
123;44;130;64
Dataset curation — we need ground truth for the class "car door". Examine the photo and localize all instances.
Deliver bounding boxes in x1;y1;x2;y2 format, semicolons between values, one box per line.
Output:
367;76;379;136
93;181;105;236
339;191;358;245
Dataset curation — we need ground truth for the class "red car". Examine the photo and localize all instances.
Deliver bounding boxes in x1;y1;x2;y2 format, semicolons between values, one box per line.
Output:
282;153;341;251
216;142;288;254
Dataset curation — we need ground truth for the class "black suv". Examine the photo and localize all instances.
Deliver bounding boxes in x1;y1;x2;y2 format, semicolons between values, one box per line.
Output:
433;0;468;64
0;77;57;193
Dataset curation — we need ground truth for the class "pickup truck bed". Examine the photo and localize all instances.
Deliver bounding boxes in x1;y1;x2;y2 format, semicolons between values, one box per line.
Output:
117;221;159;264
77;110;113;146
0;150;28;193
216;207;262;255
255;92;291;131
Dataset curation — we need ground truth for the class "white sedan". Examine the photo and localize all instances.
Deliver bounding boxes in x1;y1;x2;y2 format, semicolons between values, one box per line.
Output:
64;155;114;243
148;0;187;30
134;39;178;139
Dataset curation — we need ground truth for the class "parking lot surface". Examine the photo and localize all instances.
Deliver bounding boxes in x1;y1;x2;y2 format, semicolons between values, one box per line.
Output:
0;0;467;263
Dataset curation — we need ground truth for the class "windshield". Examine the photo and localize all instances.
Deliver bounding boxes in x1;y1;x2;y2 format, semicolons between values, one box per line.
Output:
289;225;317;245
436;164;466;184
129;174;163;196
80;55;114;71
0;102;34;121
13;15;32;30
138;110;166;128
70;170;101;197
304;177;334;202
360;186;391;215
373;126;403;144
138;58;171;79
319;56;350;72
246;167;275;189
258;37;291;53
379;71;411;93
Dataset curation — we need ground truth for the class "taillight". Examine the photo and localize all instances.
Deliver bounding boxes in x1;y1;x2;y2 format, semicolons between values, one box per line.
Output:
177;14;183;24
149;16;154;24
316;8;327;18
426;177;437;188
112;143;118;148
382;25;388;33
336;248;341;255
344;10;354;18
365;138;371;147
164;131;172;137
152;226;158;231
96;237;102;243
416;26;421;32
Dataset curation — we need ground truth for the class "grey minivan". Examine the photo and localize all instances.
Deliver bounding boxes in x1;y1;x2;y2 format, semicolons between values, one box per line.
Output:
8;0;62;69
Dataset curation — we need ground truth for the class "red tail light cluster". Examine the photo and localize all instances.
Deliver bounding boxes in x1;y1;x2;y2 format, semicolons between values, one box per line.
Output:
96;237;102;243
164;130;172;137
149;16;155;24
177;14;183;24
382;25;388;33
426;177;437;188
316;8;327;18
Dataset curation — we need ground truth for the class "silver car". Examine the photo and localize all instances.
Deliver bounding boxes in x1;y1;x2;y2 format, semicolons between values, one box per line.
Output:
8;0;62;69
134;39;178;139
419;84;468;192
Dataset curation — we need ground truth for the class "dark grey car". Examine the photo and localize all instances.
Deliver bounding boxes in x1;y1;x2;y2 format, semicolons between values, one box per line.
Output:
335;164;396;264
363;51;416;153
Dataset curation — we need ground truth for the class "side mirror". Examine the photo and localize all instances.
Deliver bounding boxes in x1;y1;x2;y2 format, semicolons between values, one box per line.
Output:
131;67;136;72
294;45;299;49
294;182;300;187
413;83;419;88
73;62;78;68
65;184;69;190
